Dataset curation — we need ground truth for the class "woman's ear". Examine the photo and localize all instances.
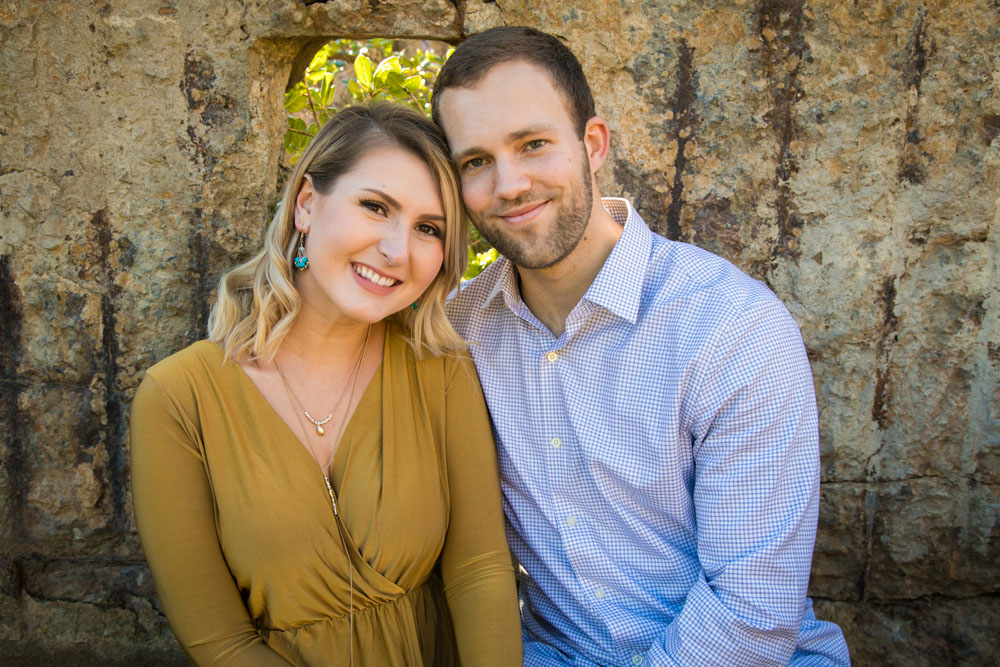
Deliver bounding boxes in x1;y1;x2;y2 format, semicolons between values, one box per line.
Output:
294;175;316;233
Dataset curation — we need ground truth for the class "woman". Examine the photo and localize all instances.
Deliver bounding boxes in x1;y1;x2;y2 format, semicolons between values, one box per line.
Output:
130;103;522;666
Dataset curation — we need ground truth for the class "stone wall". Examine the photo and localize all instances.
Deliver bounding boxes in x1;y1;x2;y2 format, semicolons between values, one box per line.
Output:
1;1;997;665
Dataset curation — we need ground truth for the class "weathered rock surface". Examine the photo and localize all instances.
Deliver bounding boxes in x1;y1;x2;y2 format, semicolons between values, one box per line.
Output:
1;1;997;665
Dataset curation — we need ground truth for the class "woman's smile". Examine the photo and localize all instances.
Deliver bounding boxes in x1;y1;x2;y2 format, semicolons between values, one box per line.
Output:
352;262;401;292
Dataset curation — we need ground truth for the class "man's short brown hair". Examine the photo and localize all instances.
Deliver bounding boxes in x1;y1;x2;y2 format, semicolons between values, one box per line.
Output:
431;26;597;138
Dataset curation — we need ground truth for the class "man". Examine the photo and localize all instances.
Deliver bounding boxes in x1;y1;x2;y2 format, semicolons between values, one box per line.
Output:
433;26;850;666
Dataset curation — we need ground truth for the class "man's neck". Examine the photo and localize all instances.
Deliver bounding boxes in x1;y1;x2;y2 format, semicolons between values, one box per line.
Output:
517;200;623;337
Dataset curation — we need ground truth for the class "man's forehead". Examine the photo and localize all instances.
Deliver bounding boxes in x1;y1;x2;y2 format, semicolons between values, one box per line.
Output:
437;61;573;144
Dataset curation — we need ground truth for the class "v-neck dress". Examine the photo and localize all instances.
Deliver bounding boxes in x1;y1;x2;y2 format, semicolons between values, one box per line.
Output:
129;326;522;666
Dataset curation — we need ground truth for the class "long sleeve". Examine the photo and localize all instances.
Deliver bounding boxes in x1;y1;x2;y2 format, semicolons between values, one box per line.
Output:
130;372;293;666
643;300;827;666
438;357;523;666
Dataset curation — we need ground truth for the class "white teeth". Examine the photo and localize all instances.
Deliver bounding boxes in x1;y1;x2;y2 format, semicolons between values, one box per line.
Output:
354;264;398;287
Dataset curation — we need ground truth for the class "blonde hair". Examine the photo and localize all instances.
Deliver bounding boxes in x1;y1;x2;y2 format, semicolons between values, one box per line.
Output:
208;103;468;362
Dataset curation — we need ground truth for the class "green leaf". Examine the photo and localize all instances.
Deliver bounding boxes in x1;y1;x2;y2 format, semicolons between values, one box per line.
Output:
347;79;363;101
385;70;405;89
354;54;374;90
374;60;402;89
307;50;327;73
284;89;308;113
403;74;423;92
283;119;310;156
319;72;335;107
375;55;402;76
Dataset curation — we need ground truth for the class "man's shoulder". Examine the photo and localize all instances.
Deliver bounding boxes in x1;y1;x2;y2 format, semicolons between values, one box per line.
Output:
644;234;783;317
446;257;510;334
611;202;777;318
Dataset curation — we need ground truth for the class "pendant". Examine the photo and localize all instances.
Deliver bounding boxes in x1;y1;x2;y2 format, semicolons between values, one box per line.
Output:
304;410;332;436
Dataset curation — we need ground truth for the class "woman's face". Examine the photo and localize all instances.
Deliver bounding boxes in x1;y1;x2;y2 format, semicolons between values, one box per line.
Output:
293;145;447;327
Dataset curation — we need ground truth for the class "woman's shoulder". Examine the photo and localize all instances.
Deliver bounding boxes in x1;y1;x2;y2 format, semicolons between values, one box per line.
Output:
141;340;228;393
386;324;476;379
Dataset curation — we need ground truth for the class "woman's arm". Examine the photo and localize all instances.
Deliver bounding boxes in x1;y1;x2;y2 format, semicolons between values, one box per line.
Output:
130;371;292;666
437;357;523;666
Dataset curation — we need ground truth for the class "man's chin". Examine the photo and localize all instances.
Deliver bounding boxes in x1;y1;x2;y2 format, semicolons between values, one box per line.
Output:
493;242;567;270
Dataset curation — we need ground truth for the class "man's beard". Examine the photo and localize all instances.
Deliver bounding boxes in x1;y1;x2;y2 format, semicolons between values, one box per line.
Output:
472;158;593;270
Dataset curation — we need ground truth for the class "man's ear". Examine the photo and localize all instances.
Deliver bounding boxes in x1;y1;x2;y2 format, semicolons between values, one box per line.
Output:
294;175;315;233
583;116;610;174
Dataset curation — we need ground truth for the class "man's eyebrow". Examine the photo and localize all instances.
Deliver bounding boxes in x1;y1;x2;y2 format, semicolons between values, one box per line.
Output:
451;124;558;163
361;188;445;221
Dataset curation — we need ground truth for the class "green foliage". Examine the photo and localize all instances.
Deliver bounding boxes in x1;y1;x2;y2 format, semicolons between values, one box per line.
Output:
466;246;499;280
464;226;497;280
283;38;451;165
283;38;494;280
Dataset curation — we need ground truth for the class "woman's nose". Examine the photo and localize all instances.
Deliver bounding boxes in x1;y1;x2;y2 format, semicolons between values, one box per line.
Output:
377;223;408;266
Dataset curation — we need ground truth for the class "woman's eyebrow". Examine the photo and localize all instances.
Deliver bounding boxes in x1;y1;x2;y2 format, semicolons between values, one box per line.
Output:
361;188;445;221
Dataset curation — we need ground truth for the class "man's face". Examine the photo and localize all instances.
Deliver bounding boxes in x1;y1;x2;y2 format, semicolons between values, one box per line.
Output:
437;60;594;270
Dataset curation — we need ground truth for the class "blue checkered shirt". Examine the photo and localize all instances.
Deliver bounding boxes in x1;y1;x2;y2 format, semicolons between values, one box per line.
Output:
447;199;850;666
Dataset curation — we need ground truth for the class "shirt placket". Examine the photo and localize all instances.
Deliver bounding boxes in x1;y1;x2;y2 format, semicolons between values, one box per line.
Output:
535;324;623;656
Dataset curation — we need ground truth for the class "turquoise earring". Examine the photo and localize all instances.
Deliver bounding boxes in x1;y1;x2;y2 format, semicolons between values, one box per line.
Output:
410;302;419;311
294;231;309;271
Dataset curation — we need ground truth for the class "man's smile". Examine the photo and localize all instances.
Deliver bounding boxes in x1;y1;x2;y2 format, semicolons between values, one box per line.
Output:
499;200;549;225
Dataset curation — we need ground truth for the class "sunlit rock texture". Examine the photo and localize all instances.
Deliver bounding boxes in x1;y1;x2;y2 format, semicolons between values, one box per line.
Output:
1;1;997;664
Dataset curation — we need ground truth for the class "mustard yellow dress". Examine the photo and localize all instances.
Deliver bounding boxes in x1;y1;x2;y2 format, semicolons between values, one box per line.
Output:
129;326;522;666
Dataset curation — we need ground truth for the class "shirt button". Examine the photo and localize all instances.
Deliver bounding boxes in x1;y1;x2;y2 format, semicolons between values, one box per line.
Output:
631;654;644;665
545;351;559;362
566;515;577;526
550;437;562;448
594;587;605;600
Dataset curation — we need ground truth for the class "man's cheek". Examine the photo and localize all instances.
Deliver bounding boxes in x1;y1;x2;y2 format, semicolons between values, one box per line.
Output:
461;182;486;213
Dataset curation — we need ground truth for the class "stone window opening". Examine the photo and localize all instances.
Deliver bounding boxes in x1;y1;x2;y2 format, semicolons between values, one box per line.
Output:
279;36;452;174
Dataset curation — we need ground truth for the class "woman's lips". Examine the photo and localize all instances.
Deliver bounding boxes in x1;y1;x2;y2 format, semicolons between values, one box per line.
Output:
352;263;400;294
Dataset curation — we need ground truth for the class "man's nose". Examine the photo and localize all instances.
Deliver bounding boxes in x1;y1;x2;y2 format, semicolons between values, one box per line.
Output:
377;223;408;266
494;156;531;200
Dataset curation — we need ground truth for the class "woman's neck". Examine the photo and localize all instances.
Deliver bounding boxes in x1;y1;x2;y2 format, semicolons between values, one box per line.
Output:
276;309;384;374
